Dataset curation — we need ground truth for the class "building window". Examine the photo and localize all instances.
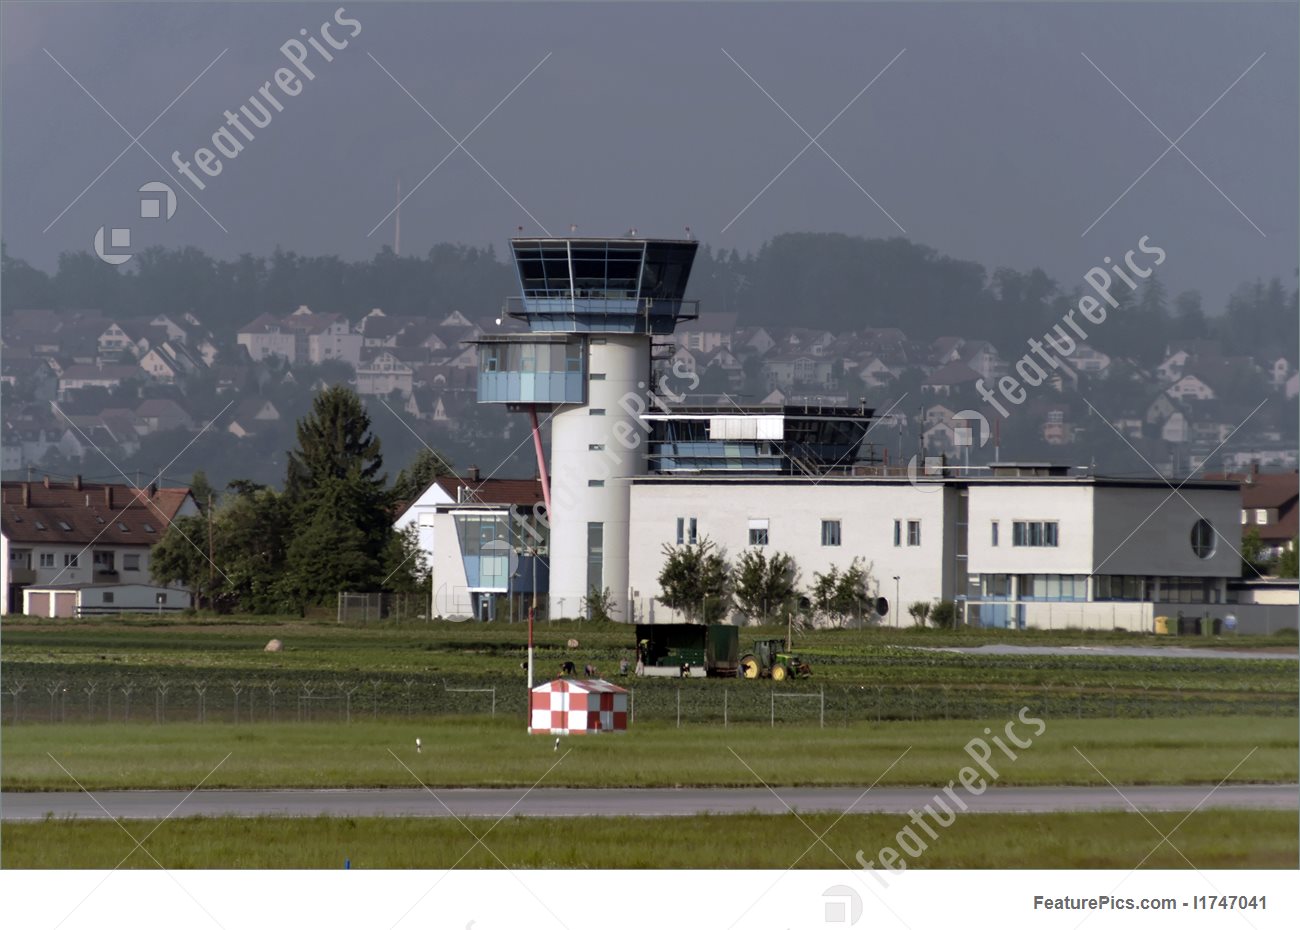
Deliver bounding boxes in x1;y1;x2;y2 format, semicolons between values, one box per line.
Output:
893;520;901;547
590;373;606;381
589;408;606;416
588;479;605;487
39;553;55;568
1255;509;1268;524
93;551;115;570
675;517;699;545
907;520;921;546
124;554;141;571
1017;574;1088;601
991;521;999;547
748;518;769;547
1241;509;1249;525
586;522;604;597
821;520;841;546
689;518;698;545
1095;575;1143;601
1012;521;1058;547
103;592;114;604
1190;519;1216;559
63;554;78;567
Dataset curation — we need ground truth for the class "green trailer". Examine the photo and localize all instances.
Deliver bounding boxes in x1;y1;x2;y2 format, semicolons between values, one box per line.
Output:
635;623;740;677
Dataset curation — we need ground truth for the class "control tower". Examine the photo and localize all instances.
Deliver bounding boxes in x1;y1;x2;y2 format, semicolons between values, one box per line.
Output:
474;237;699;620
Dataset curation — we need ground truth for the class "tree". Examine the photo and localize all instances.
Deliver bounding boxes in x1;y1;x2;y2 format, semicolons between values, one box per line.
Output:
280;387;394;607
929;600;958;629
151;482;288;613
382;524;430;596
284;385;386;504
811;558;878;627
732;550;801;625
580;586;617;623
907;601;932;628
657;538;731;623
392;447;454;503
277;473;389;611
1241;527;1271;577
1276;541;1298;579
190;469;217;512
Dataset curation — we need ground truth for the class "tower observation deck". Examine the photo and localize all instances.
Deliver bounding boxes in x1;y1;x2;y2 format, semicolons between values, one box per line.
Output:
474;237;700;621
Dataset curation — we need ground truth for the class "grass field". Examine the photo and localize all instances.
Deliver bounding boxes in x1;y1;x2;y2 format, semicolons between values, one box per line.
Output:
4;716;1294;791
3;616;1295;724
4;810;1293;869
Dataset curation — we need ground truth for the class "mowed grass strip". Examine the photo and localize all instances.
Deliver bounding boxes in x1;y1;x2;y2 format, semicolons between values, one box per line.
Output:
4;717;1295;791
4;810;1293;869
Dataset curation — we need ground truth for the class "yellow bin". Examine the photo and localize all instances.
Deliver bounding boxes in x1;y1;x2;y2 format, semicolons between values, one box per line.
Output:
1154;616;1169;635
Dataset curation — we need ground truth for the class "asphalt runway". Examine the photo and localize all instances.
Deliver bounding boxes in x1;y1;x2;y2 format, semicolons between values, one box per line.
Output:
3;785;1295;821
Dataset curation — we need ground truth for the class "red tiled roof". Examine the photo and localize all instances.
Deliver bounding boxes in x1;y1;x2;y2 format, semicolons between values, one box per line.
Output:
1;480;195;546
432;476;545;507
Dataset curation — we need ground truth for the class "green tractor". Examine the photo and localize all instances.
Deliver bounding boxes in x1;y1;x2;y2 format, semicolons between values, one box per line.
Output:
739;638;812;681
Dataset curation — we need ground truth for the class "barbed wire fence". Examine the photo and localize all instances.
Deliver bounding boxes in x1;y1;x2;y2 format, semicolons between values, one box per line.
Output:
0;673;1292;726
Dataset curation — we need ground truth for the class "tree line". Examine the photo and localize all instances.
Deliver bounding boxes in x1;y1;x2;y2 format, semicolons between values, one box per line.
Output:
651;539;956;629
4;235;1295;366
151;386;452;613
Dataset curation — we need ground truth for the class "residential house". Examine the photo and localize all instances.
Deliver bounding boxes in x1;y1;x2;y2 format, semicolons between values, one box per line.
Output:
57;364;143;399
135;398;194;433
139;341;201;382
226;397;281;439
675;312;737;354
356;349;415;397
1;477;198;615
922;360;981;396
1166;373;1216;402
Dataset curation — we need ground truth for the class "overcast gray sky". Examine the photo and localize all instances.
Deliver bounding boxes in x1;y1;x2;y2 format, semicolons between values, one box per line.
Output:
3;1;1296;313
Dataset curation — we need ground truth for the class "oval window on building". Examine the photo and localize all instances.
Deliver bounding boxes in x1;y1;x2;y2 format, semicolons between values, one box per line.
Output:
1190;519;1216;559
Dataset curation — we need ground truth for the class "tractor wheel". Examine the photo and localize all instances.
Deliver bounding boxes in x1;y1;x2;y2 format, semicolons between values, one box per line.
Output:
740;655;760;679
770;663;788;682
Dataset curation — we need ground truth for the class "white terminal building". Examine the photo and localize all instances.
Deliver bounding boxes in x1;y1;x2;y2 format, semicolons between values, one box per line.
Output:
410;235;1260;632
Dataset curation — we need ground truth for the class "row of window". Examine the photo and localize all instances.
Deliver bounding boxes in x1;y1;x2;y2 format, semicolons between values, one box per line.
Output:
22;552;142;570
666;518;1061;550
970;574;1223;604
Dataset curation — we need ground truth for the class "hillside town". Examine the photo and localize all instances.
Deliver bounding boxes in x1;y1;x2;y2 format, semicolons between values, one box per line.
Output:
4;301;1297;488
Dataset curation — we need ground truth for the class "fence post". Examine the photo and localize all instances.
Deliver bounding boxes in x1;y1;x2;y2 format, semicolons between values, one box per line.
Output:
491;687;496;719
630;688;635;725
770;690;775;728
371;680;380;719
820;685;825;729
676;688;681;729
724;688;728;728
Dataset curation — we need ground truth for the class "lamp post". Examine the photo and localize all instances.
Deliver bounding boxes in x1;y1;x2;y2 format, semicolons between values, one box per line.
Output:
892;576;901;628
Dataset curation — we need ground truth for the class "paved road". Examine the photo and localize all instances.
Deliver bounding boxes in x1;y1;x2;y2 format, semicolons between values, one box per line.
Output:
908;644;1297;661
3;785;1295;821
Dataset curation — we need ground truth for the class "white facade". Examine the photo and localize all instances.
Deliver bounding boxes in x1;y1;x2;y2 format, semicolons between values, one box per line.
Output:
627;478;951;624
625;476;1243;631
547;335;650;621
23;583;191;618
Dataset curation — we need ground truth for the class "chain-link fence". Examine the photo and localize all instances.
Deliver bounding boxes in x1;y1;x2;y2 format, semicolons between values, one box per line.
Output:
336;592;425;624
1;673;1290;726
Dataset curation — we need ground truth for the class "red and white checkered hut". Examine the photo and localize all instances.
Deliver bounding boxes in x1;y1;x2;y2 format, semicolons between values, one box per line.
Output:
529;679;629;735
